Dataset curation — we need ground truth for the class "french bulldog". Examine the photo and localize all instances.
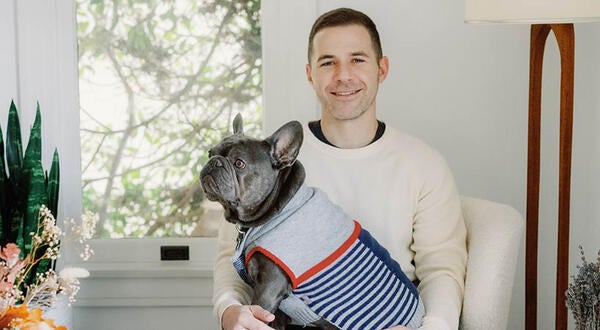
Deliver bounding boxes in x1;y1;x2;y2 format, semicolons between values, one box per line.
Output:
200;114;423;330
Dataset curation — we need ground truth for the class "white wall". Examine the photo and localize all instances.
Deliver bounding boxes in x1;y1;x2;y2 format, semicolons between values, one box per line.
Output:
0;0;81;223
0;1;18;120
262;1;600;329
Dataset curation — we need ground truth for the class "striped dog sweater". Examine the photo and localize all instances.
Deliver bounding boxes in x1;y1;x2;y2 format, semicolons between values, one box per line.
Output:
232;185;424;330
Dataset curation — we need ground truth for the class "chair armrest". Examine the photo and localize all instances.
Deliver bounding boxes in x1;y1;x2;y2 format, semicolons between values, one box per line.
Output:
459;197;524;330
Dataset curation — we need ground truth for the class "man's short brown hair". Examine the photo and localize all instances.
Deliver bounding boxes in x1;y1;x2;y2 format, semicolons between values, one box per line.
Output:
307;8;383;64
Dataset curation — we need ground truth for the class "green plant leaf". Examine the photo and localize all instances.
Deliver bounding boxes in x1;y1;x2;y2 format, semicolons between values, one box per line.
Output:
0;123;6;241
11;186;26;247
6;100;23;180
47;149;60;218
23;102;42;165
4;100;26;245
18;103;47;251
22;161;47;252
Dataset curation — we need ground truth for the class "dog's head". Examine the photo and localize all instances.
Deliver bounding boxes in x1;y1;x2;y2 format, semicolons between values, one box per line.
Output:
200;114;304;227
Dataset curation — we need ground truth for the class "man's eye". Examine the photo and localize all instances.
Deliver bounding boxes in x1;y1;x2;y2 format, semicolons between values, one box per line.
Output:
352;58;366;63
234;159;246;169
319;61;333;67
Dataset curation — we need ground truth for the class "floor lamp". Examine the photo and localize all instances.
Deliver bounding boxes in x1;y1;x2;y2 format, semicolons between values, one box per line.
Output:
464;1;600;329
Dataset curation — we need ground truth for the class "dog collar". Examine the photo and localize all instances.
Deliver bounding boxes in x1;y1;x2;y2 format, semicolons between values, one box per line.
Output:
235;225;250;248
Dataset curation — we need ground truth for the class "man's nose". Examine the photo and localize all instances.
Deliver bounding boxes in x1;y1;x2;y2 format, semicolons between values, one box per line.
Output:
334;62;352;81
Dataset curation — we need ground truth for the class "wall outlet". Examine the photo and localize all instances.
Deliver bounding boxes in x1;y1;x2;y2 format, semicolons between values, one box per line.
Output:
160;245;189;261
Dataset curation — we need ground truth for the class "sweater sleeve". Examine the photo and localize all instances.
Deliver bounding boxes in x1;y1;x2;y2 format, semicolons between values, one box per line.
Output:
212;221;253;324
412;150;467;330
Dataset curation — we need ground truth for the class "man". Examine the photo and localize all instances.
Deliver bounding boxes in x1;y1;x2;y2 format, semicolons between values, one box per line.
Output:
213;8;467;330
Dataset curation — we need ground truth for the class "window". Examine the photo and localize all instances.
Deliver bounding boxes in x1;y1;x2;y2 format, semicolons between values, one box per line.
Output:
77;0;262;238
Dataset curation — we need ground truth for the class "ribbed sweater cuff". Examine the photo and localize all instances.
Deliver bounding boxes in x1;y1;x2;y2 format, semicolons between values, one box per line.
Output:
214;296;242;326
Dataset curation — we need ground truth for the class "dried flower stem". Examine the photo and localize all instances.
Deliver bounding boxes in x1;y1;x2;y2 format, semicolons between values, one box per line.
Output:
566;245;600;330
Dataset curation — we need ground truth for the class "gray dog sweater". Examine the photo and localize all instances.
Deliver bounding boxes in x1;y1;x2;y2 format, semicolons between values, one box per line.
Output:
232;184;424;330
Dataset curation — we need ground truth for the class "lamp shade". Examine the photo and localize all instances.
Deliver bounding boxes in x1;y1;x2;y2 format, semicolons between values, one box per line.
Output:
465;0;600;23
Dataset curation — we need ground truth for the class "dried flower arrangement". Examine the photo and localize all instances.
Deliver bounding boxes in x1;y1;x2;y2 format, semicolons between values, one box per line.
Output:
0;206;95;329
0;101;95;328
566;246;600;330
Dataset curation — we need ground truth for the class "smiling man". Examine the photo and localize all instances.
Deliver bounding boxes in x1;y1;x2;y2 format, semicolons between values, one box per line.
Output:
213;7;467;330
305;23;387;149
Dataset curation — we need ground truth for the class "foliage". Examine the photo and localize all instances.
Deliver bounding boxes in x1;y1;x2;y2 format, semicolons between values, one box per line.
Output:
0;206;91;330
77;0;262;238
0;101;60;292
566;246;600;330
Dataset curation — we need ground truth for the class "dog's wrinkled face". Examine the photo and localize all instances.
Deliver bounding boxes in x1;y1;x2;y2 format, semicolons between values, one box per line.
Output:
200;114;303;226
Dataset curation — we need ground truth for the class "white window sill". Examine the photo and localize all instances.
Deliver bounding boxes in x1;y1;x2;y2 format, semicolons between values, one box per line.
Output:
70;237;218;307
74;261;214;278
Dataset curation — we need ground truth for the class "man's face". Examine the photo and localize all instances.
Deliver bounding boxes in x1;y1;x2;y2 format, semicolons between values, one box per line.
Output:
306;24;388;122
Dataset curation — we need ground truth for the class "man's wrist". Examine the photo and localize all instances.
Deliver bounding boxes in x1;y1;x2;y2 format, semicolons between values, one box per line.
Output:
220;302;243;327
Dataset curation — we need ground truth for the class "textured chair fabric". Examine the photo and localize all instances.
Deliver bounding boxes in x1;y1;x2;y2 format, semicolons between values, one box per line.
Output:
459;197;524;330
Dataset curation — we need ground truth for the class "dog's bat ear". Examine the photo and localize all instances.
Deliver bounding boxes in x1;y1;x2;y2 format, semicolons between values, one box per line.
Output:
233;113;244;135
266;121;303;169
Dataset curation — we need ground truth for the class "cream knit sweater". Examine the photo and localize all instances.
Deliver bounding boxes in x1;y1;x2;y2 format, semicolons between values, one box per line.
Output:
212;123;467;330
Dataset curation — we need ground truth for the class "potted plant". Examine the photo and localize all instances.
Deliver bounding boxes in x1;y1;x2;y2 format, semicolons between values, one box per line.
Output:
566;245;600;329
0;100;66;328
1;100;59;280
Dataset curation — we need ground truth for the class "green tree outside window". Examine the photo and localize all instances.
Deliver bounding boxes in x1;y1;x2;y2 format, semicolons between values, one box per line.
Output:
77;0;262;238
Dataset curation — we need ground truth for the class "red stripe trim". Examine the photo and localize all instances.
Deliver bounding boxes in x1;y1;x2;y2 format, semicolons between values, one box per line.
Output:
246;247;299;287
296;221;361;286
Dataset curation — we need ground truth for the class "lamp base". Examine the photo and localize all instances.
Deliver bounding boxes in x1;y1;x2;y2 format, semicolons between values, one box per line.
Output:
525;23;574;330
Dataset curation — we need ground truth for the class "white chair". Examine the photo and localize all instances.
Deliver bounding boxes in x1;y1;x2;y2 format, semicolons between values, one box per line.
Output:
459;197;524;330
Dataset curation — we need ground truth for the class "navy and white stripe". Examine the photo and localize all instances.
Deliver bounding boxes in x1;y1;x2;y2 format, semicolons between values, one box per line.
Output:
293;229;423;330
232;254;251;284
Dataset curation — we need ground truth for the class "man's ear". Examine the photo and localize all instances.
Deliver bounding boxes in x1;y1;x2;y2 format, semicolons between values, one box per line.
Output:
305;64;314;85
266;121;303;169
378;56;389;83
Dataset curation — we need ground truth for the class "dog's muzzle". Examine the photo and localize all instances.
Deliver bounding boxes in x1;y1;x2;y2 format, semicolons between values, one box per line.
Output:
200;156;237;203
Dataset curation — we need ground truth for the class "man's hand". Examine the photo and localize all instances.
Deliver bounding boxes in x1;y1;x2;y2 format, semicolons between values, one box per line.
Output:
221;305;276;330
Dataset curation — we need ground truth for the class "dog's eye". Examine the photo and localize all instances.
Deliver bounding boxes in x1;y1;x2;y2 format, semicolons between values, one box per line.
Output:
234;159;246;169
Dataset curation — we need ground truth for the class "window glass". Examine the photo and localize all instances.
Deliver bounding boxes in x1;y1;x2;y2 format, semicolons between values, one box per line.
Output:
77;0;262;238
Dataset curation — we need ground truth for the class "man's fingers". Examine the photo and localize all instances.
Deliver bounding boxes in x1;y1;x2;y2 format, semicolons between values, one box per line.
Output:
248;305;275;323
222;305;275;330
242;305;275;330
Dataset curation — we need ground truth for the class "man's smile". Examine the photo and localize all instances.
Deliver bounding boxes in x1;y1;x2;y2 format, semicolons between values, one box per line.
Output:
331;88;362;97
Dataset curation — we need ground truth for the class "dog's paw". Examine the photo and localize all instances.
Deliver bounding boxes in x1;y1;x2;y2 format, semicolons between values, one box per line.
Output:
269;310;290;330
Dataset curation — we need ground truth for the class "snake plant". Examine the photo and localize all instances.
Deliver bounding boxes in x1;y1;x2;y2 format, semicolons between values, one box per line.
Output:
0;100;60;274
